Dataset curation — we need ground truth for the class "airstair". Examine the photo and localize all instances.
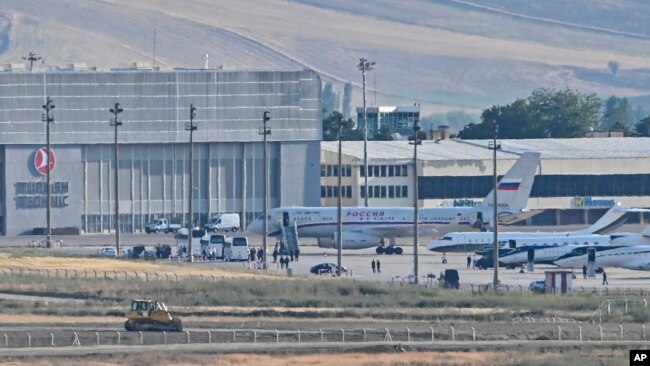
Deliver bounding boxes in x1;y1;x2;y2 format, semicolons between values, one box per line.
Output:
282;221;300;253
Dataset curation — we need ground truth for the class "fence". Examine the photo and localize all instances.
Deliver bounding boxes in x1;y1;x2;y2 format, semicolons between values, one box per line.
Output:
1;323;649;349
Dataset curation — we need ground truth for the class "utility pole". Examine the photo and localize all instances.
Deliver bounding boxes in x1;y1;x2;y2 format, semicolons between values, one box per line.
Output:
186;104;197;262
42;97;55;248
357;58;375;207
409;117;422;284
260;111;271;269
109;103;124;255
337;114;345;277
490;119;501;291
23;52;42;72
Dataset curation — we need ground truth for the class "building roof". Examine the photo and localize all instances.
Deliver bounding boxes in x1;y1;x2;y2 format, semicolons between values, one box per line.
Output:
321;137;650;162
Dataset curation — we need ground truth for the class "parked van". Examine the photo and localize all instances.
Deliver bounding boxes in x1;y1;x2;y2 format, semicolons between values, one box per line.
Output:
223;236;249;261
204;213;240;232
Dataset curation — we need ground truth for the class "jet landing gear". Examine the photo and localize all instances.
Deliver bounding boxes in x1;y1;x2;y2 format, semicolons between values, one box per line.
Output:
376;239;403;255
442;253;448;264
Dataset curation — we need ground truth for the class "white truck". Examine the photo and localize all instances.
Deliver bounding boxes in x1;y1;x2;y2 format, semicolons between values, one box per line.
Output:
145;218;182;234
204;213;240;232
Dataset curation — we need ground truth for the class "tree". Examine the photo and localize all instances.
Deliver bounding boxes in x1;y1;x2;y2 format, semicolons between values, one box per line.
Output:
374;125;396;141
458;88;602;139
420;110;477;134
321;82;337;116
321;111;362;141
635;116;650;137
342;82;352;119
603;96;634;132
608;60;619;76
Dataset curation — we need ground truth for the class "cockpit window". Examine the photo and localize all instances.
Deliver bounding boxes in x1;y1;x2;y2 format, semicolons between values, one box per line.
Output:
441;236;452;240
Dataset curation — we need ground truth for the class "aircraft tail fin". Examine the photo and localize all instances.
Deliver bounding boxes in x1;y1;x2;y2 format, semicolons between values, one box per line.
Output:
573;204;650;235
480;152;541;213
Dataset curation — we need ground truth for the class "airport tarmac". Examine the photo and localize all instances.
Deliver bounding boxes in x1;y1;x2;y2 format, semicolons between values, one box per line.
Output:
0;226;648;290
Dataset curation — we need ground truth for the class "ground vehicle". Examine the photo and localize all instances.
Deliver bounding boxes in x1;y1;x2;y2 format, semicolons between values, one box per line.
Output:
204;213;240;232
124;299;182;332
310;262;347;275
145;218;182;234
176;228;208;258
99;247;117;257
529;280;546;294
208;234;226;259
438;269;460;289
223;236;248;261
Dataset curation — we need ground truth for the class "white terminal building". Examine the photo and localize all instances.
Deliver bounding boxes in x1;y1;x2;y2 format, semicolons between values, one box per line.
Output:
320;136;650;226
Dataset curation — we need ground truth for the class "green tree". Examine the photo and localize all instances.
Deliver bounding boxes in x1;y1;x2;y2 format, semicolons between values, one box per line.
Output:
603;96;634;132
342;82;352;119
635;116;650;137
374;125;396;141
458;88;601;139
321;111;361;141
321;82;337;116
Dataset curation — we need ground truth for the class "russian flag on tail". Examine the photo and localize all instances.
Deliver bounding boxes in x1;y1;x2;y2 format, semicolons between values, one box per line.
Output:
498;180;521;191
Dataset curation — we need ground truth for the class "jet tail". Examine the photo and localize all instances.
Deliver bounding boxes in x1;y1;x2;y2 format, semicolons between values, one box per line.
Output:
573;204;650;235
479;152;541;213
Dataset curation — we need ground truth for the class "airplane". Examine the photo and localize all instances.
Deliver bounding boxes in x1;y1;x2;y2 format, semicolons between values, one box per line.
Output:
426;203;649;254
476;225;650;269
554;244;650;271
247;152;541;254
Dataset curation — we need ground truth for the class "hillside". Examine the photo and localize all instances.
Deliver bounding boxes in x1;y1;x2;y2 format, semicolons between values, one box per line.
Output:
1;0;650;115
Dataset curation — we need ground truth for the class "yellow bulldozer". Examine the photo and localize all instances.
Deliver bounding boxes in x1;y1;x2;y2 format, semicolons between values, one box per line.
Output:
124;299;183;332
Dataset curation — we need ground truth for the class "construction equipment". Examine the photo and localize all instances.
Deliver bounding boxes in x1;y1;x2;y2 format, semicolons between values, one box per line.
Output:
124;299;183;332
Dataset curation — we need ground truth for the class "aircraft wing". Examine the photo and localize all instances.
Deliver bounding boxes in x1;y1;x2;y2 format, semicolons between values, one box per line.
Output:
498;209;545;226
358;225;416;238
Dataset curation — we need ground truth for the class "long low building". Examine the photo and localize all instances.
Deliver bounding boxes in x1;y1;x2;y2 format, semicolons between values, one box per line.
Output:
320;137;650;226
0;68;321;236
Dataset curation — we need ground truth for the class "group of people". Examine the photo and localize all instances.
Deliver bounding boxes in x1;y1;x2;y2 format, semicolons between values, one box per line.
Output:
201;247;219;261
371;259;382;273
249;247;265;262
466;255;478;269
272;241;299;268
581;265;608;285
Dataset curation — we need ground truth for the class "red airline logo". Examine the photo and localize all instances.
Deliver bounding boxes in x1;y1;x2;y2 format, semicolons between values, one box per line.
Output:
34;147;55;175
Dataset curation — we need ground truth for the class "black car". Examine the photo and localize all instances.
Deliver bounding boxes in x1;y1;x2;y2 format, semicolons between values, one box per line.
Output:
438;269;460;289
310;263;347;275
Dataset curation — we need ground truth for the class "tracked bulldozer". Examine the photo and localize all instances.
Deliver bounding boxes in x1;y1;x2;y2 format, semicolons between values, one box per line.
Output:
124;299;183;332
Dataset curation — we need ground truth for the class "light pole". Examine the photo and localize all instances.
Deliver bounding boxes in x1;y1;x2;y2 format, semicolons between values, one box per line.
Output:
490;119;501;291
409;118;422;284
22;52;42;72
260;111;271;269
109;103;124;255
337;114;346;277
42;97;54;248
357;58;375;207
185;104;197;262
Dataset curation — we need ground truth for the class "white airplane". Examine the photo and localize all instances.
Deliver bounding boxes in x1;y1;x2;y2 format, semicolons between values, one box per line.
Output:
483;225;650;269
554;244;650;271
426;203;648;254
247;152;541;254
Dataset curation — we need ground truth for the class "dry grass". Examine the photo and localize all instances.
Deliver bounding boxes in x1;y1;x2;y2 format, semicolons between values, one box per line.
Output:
0;349;630;366
0;253;274;279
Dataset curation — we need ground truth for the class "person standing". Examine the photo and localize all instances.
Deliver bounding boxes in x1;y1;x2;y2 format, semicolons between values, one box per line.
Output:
295;248;300;261
582;265;587;279
467;255;471;268
602;270;608;285
376;259;381;273
371;259;376;274
272;247;278;263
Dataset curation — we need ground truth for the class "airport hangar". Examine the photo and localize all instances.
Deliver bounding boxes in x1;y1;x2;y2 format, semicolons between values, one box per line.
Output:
0;67;321;236
320;136;650;226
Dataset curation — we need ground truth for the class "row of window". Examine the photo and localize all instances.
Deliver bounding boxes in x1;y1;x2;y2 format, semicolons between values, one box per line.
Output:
320;185;353;198
320;164;353;177
360;185;408;199
360;165;409;178
418;174;650;199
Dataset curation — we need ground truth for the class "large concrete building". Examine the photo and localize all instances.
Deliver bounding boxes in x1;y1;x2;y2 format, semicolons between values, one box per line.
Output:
0;68;321;236
321;137;650;226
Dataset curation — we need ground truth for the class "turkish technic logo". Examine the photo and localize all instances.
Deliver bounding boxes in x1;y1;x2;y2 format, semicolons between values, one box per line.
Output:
34;147;56;175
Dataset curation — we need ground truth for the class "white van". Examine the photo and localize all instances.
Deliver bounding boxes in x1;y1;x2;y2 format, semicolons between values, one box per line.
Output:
204;213;240;232
223;236;249;261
